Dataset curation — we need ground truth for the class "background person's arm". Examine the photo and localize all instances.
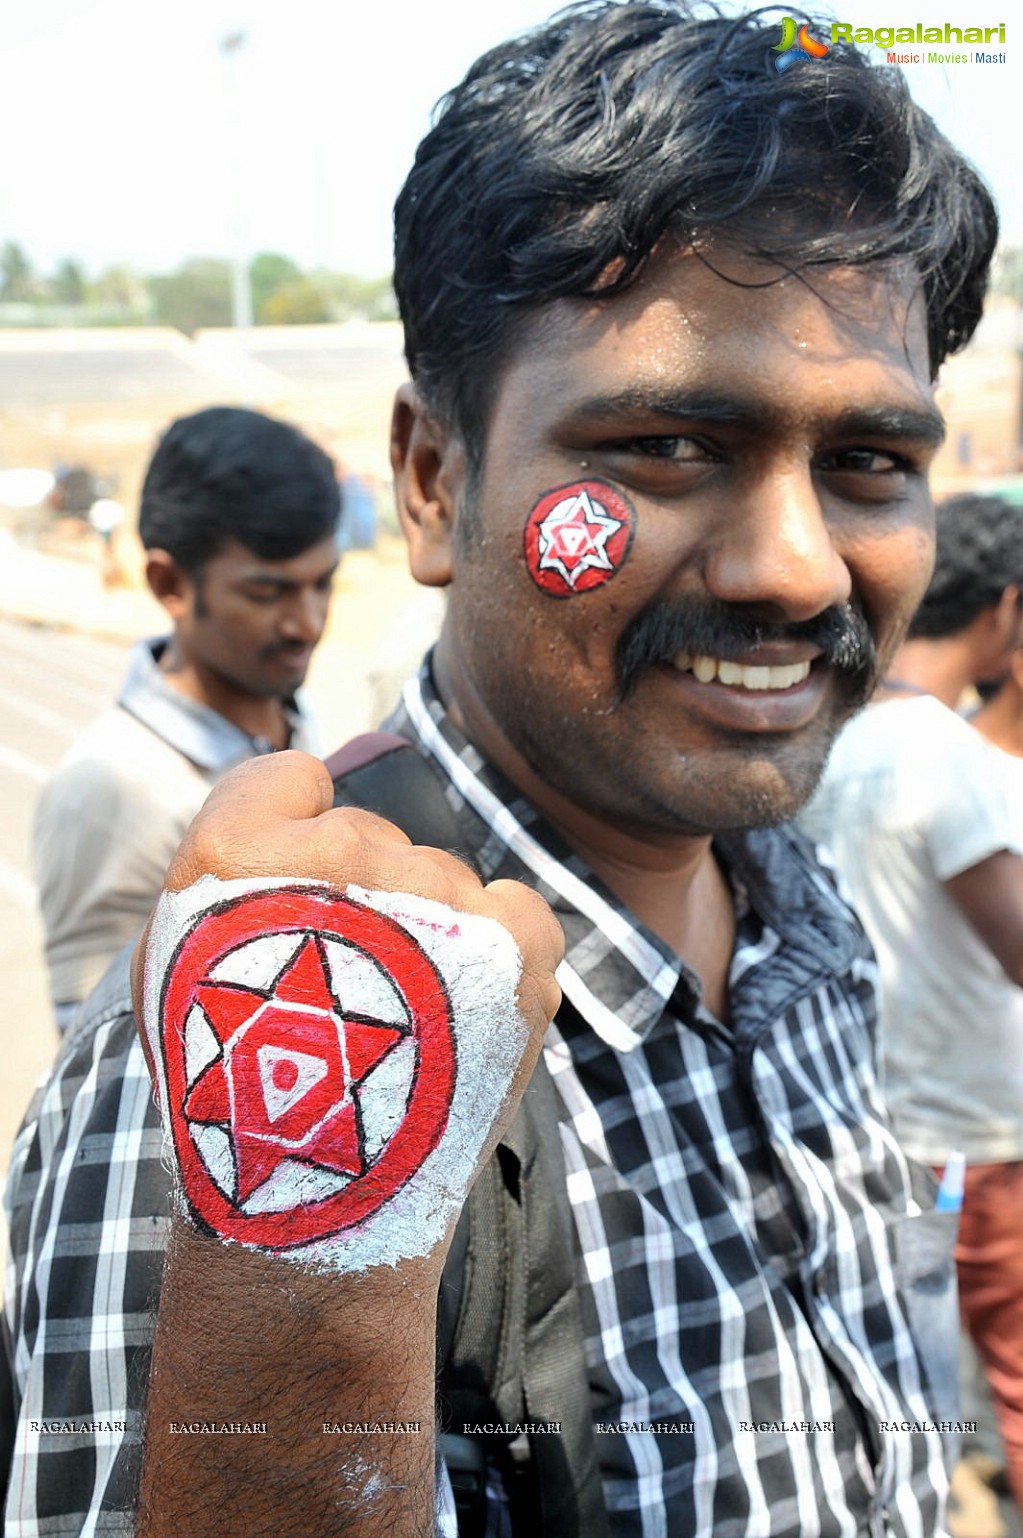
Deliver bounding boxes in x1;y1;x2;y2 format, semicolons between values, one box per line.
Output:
945;848;1023;987
133;751;563;1538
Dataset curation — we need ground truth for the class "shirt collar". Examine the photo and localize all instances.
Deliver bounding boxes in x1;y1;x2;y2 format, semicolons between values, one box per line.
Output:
118;638;314;773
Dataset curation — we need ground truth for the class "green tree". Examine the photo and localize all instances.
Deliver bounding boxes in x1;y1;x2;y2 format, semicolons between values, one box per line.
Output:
250;251;303;322
92;265;149;313
52;257;87;305
149;258;232;334
260;277;330;325
313;270;396;322
0;241;33;301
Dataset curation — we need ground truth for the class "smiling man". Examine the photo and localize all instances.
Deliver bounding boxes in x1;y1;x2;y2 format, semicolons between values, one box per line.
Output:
33;405;340;1029
3;5;997;1537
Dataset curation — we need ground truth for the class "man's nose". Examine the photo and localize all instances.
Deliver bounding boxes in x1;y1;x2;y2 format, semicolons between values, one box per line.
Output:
279;589;329;643
703;465;852;622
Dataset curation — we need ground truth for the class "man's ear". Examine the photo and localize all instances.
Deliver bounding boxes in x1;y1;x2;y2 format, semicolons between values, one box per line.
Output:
1010;645;1023;691
389;384;465;587
145;549;193;621
992;584;1022;648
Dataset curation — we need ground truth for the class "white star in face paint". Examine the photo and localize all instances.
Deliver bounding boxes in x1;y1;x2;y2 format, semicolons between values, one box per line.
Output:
536;488;623;587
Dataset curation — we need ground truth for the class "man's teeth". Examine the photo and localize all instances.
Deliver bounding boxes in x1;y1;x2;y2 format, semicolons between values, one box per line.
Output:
672;653;812;691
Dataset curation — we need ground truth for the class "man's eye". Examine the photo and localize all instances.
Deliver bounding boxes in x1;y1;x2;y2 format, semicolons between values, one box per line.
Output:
827;448;907;474
625;436;708;461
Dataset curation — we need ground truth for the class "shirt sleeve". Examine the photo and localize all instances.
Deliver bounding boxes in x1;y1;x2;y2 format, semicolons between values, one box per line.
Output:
924;721;1023;881
3;991;169;1534
33;754;193;1006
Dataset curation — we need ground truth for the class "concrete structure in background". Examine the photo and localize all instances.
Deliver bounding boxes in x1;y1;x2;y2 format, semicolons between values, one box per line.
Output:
933;300;1023;493
0;322;410;566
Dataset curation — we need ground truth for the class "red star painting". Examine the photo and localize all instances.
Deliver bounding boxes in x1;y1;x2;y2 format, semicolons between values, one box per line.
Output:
524;480;635;596
183;934;407;1203
159;887;456;1249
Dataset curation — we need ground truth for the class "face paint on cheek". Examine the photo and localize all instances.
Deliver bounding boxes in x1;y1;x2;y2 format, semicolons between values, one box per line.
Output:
523;479;636;597
143;875;528;1273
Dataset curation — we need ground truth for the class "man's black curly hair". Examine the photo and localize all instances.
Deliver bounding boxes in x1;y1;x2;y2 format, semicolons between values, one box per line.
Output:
393;0;997;460
910;495;1023;639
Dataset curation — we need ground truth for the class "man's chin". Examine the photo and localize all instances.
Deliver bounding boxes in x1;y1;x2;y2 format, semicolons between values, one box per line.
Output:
678;710;863;833
233;676;305;702
260;664;312;696
696;767;820;833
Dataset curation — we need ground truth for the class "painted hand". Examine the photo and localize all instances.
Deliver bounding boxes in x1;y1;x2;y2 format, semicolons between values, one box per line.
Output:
131;750;563;1273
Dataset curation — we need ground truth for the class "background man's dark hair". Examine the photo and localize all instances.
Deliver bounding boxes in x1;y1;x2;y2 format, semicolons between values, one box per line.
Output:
393;0;997;466
910;495;1023;639
139;406;341;574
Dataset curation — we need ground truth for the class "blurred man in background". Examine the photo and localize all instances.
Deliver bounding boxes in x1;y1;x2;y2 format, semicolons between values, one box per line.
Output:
33;404;341;1031
802;494;1023;1513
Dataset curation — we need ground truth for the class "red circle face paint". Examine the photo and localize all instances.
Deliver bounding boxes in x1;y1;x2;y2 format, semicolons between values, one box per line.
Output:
523;480;636;596
159;887;456;1250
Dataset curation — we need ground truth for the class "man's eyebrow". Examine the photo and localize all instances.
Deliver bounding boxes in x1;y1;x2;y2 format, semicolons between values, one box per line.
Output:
239;564;339;590
829;405;946;447
567;387;761;427
239;574;295;589
565;388;947;445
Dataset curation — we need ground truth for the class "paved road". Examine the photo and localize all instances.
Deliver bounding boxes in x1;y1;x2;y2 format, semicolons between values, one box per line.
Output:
0;617;133;1194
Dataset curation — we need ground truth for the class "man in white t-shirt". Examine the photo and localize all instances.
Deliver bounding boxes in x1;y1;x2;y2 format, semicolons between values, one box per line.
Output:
801;493;1023;1511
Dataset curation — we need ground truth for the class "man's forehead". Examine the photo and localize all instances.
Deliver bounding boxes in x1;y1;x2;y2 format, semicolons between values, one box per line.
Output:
547;242;923;342
214;536;339;581
486;247;937;427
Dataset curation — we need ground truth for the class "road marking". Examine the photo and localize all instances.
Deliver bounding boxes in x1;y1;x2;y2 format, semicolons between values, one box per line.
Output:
0;619;127;693
0;742;48;784
0;647;116;713
0;683;81;738
0;854;36;909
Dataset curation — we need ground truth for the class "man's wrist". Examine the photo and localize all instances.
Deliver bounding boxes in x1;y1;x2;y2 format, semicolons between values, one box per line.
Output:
139;1215;441;1536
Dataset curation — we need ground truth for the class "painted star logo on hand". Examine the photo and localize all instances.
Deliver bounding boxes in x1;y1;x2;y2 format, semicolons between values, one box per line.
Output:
537;488;623;587
184;934;406;1203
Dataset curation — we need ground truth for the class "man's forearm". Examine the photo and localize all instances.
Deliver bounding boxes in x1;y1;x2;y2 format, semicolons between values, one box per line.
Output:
139;1217;440;1537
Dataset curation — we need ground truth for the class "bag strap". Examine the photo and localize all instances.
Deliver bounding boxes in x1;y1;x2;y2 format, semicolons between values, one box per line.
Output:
505;1058;609;1538
328;733;481;868
328;733;607;1536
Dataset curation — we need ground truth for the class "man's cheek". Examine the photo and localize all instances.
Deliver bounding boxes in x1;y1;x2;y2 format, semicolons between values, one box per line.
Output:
889;523;936;620
523;479;636;596
858;524;936;666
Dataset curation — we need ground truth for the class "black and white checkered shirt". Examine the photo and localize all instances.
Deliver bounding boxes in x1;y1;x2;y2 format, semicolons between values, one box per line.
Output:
4;666;955;1536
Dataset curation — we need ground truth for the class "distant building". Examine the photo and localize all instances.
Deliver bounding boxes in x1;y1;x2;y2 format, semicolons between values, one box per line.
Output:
932;298;1023;495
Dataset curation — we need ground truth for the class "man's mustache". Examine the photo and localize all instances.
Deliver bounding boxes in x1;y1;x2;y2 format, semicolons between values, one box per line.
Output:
616;598;878;699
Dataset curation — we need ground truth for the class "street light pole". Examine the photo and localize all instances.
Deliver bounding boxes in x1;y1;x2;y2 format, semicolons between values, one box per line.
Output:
220;28;254;330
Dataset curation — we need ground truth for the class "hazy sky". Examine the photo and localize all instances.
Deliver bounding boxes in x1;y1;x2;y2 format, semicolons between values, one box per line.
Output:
2;0;1018;279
